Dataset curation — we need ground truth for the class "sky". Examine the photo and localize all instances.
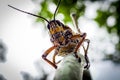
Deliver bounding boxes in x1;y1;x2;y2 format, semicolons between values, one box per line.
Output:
0;0;49;80
0;0;120;80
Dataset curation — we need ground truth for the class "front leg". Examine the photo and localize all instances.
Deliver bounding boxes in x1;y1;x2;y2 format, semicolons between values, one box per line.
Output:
53;51;62;64
53;51;58;64
42;46;57;69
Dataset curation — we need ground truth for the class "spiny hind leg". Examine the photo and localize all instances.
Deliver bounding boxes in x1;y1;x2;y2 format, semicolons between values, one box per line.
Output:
71;13;90;69
71;13;81;34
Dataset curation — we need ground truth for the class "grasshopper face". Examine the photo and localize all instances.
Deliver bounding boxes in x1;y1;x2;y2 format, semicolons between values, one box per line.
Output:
47;20;64;34
47;20;65;44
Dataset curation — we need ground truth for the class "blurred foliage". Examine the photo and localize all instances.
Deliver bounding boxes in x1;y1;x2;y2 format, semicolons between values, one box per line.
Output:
32;0;120;62
104;53;120;63
35;0;85;23
94;0;120;62
94;0;120;52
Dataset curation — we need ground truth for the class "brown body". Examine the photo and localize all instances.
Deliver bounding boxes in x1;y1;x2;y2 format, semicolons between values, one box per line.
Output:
53;25;80;56
42;20;89;69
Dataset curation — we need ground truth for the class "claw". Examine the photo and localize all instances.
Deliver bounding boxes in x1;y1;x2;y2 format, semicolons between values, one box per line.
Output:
84;55;90;69
73;52;81;63
74;52;79;58
84;62;90;69
78;57;81;63
80;33;86;37
77;57;81;63
55;60;61;64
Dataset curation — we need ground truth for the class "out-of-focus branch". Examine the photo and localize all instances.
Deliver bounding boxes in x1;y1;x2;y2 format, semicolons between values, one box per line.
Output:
0;74;7;80
83;69;92;80
54;52;85;80
0;39;7;63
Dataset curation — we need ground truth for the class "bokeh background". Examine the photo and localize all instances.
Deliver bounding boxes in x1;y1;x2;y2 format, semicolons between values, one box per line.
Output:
0;0;120;80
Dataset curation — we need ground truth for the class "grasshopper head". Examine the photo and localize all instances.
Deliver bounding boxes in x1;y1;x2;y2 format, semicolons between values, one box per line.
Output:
47;20;64;35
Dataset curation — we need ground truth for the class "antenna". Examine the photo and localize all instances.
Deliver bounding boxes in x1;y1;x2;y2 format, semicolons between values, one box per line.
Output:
54;0;61;21
8;5;49;23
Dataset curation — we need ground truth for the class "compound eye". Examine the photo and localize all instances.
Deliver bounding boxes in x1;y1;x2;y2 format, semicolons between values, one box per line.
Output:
56;21;61;26
56;20;64;27
47;24;50;30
